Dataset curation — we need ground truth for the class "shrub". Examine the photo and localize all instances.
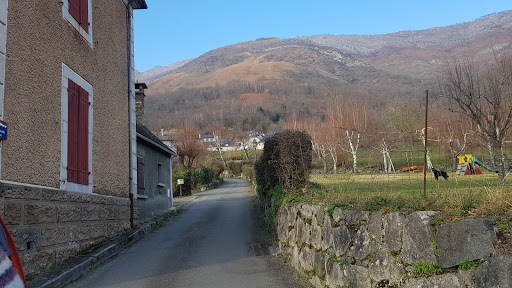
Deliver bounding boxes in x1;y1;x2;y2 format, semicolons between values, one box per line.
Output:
254;129;312;202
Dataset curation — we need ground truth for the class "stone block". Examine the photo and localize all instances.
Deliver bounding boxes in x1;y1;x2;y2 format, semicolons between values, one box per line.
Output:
0;22;6;55
55;244;80;264
383;212;406;252
403;274;463;288
9;227;40;252
0;0;7;25
21;249;56;274
402;212;438;265
0;199;4;217
41;226;71;247
300;204;315;220
298;246;316;271
474;254;512;288
80;205;100;221
368;211;383;238
2;184;41;200
326;263;371;288
314;252;326;278
348;226;371;260
437;218;497;268
331;207;344;224
25;203;57;224
4;202;22;224
291;245;300;269
42;189;90;203
368;251;405;285
332;225;351;256
345;210;369;226
57;205;82;222
295;217;306;247
310;223;322;250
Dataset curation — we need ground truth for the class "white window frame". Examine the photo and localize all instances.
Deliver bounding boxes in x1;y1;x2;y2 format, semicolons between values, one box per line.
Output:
62;0;93;46
61;63;93;194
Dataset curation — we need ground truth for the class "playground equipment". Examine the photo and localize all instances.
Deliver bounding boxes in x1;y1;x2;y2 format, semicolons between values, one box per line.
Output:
456;154;482;175
456;154;507;175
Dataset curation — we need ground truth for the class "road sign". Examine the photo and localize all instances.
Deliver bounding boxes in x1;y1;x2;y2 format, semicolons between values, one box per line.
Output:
0;121;7;140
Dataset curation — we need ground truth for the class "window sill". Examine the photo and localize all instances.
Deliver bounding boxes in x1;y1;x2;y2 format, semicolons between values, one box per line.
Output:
157;183;166;187
137;195;148;199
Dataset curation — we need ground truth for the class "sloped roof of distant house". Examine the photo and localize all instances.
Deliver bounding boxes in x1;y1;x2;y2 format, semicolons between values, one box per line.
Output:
136;122;177;157
222;140;235;147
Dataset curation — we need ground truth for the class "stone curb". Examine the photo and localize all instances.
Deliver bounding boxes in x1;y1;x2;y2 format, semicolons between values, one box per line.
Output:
31;207;182;288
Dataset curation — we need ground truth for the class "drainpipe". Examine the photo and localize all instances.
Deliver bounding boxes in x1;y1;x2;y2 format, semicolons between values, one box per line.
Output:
126;0;136;228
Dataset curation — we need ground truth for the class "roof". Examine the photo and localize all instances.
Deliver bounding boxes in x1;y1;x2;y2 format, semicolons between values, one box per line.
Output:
136;123;177;157
128;0;148;9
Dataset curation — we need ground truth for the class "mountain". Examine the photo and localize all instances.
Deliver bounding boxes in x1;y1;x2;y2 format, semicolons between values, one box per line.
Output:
143;10;512;132
136;59;194;82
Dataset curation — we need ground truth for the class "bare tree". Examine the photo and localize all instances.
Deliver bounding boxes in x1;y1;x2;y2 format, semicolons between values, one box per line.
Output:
211;123;228;166
441;116;471;170
330;99;370;173
440;53;512;182
176;124;205;170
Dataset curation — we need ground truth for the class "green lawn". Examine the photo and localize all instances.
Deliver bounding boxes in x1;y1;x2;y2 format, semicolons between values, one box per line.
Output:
299;171;512;221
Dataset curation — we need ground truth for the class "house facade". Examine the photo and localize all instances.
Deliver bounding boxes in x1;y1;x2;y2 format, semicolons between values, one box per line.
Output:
135;83;177;221
0;0;147;273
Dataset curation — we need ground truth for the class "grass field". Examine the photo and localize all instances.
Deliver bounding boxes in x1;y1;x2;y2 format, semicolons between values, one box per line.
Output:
298;171;512;222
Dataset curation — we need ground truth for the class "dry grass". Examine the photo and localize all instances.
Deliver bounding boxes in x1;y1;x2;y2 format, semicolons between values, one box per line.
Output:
304;172;512;221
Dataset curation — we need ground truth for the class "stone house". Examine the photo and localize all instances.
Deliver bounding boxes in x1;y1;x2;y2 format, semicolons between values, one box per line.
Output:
0;0;147;273
135;83;177;221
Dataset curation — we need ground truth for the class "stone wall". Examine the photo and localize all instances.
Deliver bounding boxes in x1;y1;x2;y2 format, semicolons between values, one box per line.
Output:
277;203;512;288
0;182;132;274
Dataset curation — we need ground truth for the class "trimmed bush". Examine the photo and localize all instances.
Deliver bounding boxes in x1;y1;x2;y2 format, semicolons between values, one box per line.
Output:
255;129;312;200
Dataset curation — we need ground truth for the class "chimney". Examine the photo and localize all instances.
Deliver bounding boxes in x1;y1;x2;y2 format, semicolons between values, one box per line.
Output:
135;82;148;124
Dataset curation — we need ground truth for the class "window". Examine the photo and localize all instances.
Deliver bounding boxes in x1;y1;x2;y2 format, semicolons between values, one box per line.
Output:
61;64;93;193
137;156;145;195
62;0;92;45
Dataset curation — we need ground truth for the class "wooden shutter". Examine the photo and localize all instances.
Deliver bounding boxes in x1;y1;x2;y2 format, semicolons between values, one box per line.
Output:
137;157;145;195
79;0;89;31
67;79;80;184
77;86;89;185
67;79;90;185
68;0;81;23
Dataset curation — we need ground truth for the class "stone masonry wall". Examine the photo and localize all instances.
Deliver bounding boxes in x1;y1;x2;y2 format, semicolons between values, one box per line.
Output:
0;182;132;274
277;203;512;288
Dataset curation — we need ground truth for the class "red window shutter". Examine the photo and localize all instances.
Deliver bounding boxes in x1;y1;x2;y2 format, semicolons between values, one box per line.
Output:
78;87;89;185
68;0;81;23
67;79;80;184
79;0;89;31
67;79;90;185
137;157;145;195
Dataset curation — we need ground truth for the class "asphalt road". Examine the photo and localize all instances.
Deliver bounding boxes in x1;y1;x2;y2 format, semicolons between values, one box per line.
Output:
67;179;306;288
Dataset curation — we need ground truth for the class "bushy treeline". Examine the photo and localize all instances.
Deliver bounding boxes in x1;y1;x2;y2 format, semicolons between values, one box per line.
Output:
255;129;312;204
172;166;222;196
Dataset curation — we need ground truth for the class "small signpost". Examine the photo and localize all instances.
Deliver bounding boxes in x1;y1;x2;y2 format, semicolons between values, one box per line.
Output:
177;179;184;197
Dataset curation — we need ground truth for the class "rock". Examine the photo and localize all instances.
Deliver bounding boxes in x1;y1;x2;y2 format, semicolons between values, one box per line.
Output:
437;218;497;268
332;225;351;256
368;251;405;285
346;210;369;226
348;226;371;260
403;274;463;288
474;254;512;288
402;212;438;265
299;246;316;271
331;207;345;224
310;223;323;250
383;212;406;253
326;263;371;288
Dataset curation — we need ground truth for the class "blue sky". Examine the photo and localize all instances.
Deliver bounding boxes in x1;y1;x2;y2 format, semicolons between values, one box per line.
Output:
134;1;512;72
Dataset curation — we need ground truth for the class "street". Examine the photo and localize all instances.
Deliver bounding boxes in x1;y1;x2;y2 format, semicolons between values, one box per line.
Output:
67;179;305;288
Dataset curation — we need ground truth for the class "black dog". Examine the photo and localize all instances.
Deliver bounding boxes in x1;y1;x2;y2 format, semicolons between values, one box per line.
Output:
432;168;449;181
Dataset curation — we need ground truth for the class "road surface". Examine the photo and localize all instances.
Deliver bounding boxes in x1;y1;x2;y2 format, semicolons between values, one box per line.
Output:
67;179;305;288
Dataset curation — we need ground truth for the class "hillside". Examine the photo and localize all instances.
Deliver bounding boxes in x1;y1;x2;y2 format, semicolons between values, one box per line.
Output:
142;10;512;132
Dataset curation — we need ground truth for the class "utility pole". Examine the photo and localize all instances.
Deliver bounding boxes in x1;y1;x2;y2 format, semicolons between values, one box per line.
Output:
423;90;428;204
